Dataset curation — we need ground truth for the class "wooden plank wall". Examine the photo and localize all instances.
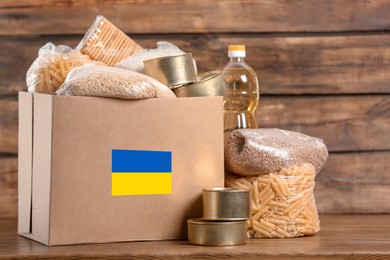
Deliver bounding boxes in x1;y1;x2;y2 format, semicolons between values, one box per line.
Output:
0;0;389;217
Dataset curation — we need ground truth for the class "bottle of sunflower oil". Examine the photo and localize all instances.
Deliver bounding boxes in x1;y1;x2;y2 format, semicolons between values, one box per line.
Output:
222;45;259;139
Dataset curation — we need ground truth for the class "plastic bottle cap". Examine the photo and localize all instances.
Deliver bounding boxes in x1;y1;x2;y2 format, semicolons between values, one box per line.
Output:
228;45;246;58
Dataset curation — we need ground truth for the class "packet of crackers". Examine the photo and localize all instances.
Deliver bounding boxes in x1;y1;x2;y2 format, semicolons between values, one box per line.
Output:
26;42;101;94
76;15;143;66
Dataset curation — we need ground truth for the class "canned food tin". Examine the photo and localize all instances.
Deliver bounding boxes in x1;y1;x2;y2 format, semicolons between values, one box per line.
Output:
173;70;227;97
187;218;247;246
144;53;196;88
203;187;251;221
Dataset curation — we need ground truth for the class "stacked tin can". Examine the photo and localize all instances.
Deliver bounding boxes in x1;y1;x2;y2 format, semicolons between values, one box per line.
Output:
143;53;226;97
187;187;251;246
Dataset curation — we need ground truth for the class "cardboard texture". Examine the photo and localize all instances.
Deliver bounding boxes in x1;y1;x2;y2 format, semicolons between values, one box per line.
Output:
18;92;224;246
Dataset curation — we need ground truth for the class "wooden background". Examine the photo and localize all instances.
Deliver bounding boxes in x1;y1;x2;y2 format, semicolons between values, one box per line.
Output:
0;0;389;217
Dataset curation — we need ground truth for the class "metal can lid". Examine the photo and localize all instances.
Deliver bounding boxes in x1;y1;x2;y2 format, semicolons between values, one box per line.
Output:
144;53;196;87
203;187;249;193
202;187;251;221
173;70;226;97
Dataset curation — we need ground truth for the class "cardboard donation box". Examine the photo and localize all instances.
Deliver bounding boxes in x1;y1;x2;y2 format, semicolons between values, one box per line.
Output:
18;92;224;246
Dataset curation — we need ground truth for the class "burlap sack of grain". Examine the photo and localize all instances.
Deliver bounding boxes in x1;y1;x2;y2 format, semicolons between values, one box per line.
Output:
225;129;328;238
56;65;176;99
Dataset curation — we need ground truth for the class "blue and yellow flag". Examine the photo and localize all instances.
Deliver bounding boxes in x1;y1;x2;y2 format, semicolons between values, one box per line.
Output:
112;149;172;196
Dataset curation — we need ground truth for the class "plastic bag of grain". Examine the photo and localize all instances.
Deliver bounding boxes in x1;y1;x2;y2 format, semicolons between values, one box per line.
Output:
56;65;176;99
26;42;101;94
224;129;328;238
115;41;188;73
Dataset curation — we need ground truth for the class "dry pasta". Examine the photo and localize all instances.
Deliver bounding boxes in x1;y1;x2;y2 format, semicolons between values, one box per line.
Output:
226;163;320;238
26;42;102;94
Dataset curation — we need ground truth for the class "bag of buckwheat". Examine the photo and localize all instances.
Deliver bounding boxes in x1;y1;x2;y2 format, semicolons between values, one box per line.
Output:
56;65;176;99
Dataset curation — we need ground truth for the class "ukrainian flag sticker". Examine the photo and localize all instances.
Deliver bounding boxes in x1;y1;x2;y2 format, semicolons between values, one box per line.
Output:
112;150;172;196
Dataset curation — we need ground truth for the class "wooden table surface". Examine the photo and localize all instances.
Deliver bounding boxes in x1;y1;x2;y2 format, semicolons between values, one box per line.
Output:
0;215;389;259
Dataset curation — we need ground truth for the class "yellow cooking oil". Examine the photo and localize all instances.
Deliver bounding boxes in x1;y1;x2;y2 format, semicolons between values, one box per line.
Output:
223;45;259;136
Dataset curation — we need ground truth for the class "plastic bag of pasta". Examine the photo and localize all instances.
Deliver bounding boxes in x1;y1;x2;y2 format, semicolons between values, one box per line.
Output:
226;163;320;238
224;129;328;238
26;42;101;94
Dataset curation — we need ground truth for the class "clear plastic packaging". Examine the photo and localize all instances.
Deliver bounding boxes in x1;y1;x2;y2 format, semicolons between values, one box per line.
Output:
225;128;328;176
56;65;176;99
115;41;188;73
26;42;99;94
76;15;143;66
226;163;320;238
224;128;328;238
